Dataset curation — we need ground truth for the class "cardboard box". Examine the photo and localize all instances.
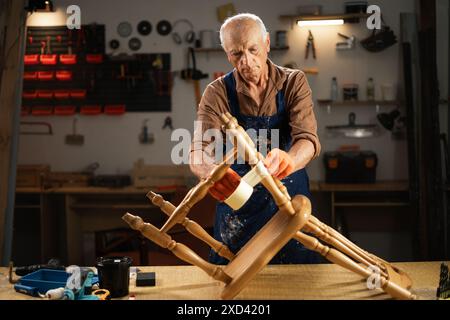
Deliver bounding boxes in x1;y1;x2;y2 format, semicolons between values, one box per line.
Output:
16;165;50;188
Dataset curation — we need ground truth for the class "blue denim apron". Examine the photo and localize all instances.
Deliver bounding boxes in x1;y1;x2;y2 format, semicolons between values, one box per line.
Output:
209;71;320;265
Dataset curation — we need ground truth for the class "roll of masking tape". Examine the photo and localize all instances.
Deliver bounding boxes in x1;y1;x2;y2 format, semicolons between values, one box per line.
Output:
224;179;253;211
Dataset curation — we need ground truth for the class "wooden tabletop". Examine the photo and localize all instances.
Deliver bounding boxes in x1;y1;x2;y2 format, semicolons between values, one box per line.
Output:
0;261;444;300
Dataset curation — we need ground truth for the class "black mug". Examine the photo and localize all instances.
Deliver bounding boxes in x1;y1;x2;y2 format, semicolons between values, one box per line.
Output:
96;256;132;298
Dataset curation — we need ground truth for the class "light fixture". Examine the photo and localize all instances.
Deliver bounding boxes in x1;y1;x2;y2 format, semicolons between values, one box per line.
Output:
297;19;344;27
26;0;54;12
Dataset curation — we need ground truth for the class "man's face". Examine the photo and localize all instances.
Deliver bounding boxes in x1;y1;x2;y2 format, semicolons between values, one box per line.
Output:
222;21;270;83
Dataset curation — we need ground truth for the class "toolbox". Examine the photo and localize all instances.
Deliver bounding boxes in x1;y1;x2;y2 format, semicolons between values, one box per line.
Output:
323;150;378;183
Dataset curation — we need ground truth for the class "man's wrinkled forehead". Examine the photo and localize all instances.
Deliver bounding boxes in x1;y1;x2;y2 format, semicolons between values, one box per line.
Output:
222;20;263;51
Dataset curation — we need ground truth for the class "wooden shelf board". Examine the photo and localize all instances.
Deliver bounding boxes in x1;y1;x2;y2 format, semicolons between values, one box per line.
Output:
194;46;289;53
317;100;400;106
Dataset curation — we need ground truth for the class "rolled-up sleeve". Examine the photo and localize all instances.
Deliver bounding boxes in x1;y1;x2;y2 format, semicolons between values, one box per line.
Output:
285;71;321;159
190;80;229;157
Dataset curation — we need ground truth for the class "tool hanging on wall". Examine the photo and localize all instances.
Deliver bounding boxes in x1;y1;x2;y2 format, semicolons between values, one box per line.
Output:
109;39;120;50
180;47;208;106
156;20;172;36
336;33;355;50
171;19;195;45
139;119;155;144
65;117;85;146
40;40;45;55
67;29;73;54
326;112;381;138
152;54;172;96
117;21;133;38
137;20;152;36
305;30;316;59
361;25;397;52
162;116;173;130
128;37;142;51
20;122;53;135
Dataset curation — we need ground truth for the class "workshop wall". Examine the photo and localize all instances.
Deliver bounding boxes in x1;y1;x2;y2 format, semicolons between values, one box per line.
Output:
19;0;414;180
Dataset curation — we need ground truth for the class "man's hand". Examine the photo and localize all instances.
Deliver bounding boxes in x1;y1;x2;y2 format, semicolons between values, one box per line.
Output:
209;168;241;201
264;148;295;179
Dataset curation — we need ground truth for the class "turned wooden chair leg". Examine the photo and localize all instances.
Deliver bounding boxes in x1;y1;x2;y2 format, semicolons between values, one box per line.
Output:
147;191;235;261
308;215;389;273
303;219;388;279
122;212;231;284
160;149;237;233
293;231;416;300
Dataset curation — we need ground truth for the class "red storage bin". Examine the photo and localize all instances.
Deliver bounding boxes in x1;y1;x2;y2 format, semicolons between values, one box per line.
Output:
31;106;53;116
59;54;77;65
37;90;53;99
55;70;72;81
21;106;30;116
38;71;54;81
54;90;70;99
24;55;39;65
70;89;86;99
104;104;126;115
54;105;76;115
23;72;38;80
40;54;57;65
86;54;103;64
22;90;38;99
80;105;102;115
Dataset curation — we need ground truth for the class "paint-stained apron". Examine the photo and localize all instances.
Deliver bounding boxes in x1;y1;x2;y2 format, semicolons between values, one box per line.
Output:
209;71;320;265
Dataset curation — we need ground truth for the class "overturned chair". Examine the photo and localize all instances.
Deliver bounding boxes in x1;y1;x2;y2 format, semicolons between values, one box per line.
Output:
122;112;415;300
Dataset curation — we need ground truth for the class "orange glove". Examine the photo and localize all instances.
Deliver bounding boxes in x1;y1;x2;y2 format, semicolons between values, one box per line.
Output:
264;148;295;179
209;168;241;201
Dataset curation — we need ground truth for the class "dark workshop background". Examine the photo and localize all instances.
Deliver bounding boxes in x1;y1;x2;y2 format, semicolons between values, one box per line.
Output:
0;0;448;267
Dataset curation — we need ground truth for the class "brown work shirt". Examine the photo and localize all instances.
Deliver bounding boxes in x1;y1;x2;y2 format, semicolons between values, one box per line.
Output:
191;59;321;159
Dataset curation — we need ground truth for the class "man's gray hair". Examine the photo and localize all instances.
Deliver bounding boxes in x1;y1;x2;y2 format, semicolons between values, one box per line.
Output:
219;13;268;49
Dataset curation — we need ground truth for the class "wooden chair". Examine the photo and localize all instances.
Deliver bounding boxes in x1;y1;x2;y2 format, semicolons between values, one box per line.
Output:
122;112;415;300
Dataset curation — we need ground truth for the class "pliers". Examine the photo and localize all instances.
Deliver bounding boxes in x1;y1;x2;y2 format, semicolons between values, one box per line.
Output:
305;30;316;59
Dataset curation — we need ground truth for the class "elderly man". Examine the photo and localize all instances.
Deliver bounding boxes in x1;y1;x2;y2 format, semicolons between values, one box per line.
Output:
189;13;321;264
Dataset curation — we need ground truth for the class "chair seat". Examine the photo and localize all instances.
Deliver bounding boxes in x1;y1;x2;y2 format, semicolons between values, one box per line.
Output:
221;195;311;299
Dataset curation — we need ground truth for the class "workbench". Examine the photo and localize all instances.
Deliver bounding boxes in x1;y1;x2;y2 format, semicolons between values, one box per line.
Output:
0;262;443;300
13;181;410;265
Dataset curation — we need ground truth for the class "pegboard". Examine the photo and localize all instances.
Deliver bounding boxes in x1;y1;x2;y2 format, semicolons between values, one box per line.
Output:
22;25;171;115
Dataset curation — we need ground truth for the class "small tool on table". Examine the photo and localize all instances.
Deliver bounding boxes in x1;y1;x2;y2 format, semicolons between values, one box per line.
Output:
305;30;316;59
92;289;111;300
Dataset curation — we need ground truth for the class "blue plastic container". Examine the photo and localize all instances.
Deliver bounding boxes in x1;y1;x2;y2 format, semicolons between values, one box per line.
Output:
16;269;69;295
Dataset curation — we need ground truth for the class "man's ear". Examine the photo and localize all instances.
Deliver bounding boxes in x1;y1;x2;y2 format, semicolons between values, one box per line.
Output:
265;32;271;52
225;52;233;64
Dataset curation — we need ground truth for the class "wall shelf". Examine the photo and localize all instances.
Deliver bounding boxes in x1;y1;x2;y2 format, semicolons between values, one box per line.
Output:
317;99;400;107
193;46;289;53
